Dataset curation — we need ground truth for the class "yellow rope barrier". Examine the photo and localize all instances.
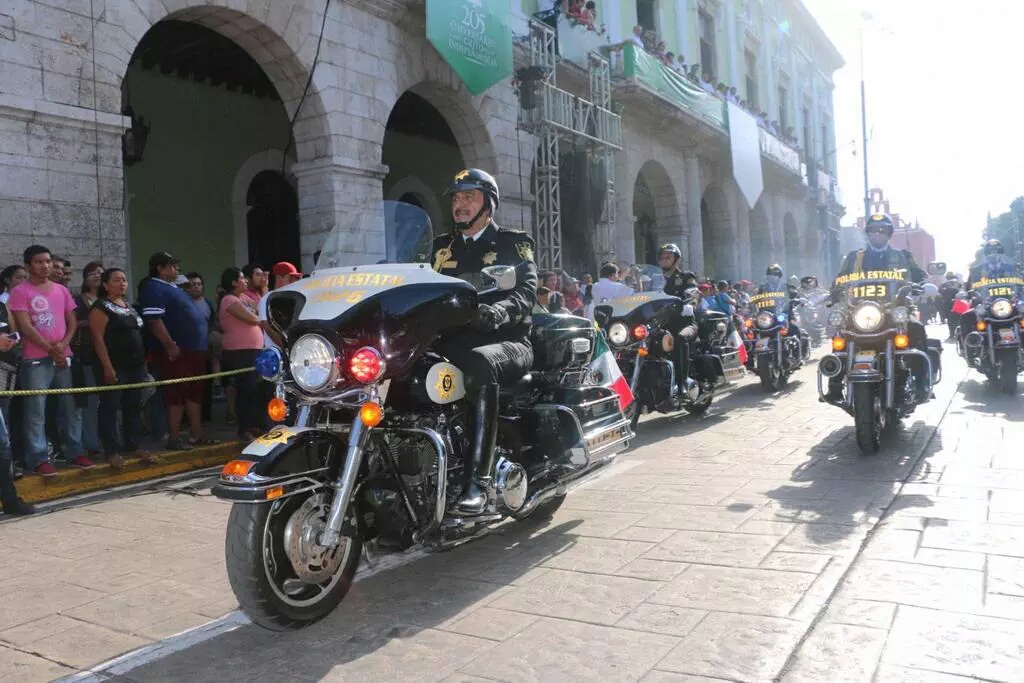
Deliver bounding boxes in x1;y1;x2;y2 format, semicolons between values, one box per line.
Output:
0;367;254;397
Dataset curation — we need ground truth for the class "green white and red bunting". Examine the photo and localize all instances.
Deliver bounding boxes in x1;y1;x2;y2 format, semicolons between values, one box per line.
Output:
589;325;634;412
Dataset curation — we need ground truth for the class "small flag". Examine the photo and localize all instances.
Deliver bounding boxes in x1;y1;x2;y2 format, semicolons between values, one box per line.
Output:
590;325;634;412
731;329;748;365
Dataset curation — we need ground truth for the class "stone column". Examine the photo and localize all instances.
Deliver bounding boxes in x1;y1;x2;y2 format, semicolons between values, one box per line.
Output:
292;156;388;270
614;150;634;266
684;153;704;274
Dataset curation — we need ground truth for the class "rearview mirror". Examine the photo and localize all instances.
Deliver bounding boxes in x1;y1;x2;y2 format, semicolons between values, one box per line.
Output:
482;265;516;291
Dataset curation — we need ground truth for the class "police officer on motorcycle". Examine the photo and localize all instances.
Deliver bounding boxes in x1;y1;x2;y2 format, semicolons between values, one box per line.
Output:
656;243;700;399
960;238;1023;357
825;212;933;399
759;264;809;357
430;169;538;514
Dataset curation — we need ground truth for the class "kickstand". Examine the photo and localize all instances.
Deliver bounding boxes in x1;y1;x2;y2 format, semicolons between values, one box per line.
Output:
362;539;378;568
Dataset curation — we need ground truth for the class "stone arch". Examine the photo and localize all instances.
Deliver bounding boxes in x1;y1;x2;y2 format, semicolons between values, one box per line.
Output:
783;211;800;278
118;2;332;162
402;81;499;174
232;149;296;266
701;184;735;279
385;176;446;245
749;199;772;278
633;161;683;265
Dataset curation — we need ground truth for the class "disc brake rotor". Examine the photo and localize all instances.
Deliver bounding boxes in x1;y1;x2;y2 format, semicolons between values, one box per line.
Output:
281;494;348;584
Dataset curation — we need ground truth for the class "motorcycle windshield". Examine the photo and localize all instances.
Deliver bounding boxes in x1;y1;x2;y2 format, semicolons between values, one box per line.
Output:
973;276;1024;302
600;292;680;319
749;290;788;315
314;200;434;272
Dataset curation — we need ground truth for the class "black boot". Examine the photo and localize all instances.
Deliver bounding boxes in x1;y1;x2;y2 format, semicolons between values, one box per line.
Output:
1;460;35;516
457;383;499;515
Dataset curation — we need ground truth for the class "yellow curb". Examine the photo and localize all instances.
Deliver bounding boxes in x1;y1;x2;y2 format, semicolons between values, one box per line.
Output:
13;441;243;504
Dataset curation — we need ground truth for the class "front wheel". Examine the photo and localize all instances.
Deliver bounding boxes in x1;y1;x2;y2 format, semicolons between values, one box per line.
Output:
685;380;714;415
758;359;783;392
853;383;882;454
999;349;1018;395
225;491;361;631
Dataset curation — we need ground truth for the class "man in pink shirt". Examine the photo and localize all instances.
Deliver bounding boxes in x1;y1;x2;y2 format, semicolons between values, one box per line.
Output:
8;245;93;476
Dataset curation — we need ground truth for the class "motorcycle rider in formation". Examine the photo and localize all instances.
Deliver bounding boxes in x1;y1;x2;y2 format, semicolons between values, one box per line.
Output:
656;243;701;401
430;169;538;514
959;238;1023;360
758;264;809;357
825;212;933;400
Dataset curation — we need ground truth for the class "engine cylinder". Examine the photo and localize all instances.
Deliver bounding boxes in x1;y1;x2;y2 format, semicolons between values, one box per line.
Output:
965;331;984;348
818;354;844;378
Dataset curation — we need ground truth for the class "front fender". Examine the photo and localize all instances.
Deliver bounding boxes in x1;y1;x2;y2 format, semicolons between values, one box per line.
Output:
212;426;347;503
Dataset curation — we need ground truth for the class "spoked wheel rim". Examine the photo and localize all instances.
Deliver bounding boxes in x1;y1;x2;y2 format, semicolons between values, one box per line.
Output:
262;493;354;609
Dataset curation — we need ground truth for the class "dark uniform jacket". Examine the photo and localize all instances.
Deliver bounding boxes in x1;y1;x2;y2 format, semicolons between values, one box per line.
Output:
430;222;539;344
662;269;692;298
830;247;925;303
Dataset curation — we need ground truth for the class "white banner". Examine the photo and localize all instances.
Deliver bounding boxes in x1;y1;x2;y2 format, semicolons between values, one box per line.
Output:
727;102;763;209
759;128;801;174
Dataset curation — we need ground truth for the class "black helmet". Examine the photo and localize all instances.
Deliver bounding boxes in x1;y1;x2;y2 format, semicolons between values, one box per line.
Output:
446;168;500;210
657;243;682;259
766;264;784;278
865;213;895;235
984;238;1004;255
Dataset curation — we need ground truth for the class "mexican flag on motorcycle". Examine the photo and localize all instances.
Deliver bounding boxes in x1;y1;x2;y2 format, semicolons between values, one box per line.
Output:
589;325;635;412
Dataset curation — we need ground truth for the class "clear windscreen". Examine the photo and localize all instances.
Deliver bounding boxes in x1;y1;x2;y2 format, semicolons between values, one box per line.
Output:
314;200;434;272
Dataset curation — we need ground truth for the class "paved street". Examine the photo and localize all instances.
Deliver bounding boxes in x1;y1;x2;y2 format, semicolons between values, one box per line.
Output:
3;329;1023;682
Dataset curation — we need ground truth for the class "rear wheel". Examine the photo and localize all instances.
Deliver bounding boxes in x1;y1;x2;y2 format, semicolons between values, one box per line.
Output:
625;399;642;431
853;383;882;454
999;349;1018;395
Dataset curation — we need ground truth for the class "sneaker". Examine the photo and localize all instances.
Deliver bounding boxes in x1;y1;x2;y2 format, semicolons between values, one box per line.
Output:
69;456;96;470
33;462;58;477
12;465;22;480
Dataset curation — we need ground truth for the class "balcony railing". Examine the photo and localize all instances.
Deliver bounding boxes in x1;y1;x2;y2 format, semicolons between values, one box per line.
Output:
618;43;727;130
759;128;801;175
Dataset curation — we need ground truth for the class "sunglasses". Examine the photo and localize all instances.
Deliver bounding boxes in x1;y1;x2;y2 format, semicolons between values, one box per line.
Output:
865;227;888;234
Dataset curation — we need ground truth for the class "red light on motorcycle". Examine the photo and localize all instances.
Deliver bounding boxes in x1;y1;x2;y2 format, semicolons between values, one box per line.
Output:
746;333;755;340
632;325;648;340
1020;320;1024;329
637;347;649;357
360;401;383;427
976;321;987;332
267;397;288;423
222;460;255;478
894;333;910;349
832;337;847;351
779;327;788;336
349;347;385;384
744;318;754;329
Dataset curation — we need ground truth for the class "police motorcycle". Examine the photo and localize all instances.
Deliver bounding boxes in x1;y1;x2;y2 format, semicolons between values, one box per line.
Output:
797;278;830;347
213;201;634;630
595;291;744;429
749;290;808;391
818;273;942;453
959;276;1024;394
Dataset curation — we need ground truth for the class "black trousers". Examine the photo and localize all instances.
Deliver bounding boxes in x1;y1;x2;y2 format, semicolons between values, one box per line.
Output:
98;363;146;455
222;349;261;437
435;339;533;396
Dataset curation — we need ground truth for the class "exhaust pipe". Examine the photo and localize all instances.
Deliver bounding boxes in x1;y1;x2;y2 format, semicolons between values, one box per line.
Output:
965;331;984;349
819;354;844;378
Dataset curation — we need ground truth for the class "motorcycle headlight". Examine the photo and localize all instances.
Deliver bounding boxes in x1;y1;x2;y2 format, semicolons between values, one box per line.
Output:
828;309;844;327
608;322;629;346
851;302;884;333
891;306;910;324
289;334;339;392
991;299;1014;319
756;311;775;329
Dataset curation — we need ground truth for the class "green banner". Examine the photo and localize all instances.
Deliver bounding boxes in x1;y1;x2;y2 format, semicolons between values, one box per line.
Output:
426;0;513;95
621;44;726;130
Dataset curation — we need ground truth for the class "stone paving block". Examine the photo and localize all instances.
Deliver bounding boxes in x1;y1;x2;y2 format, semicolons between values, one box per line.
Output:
784;623;888;683
774;522;869;556
656;612;805;681
882;605;1024;681
844;559;984;613
635;503;756;531
615;603;707;637
0;643;75;683
987;555;1024;597
758;551;833;574
640;673;729;682
440;607;539;642
615;558;691;582
532;509;646;540
889;495;989;522
614;526;678;543
488;568;662;626
17;619;151;669
737;519;801;536
650;565;816;617
327;627;496;682
872;664;978;682
536;536;655;574
921;519;1024;558
643;529;781;567
0;580;106;631
823;598;898;630
641;484;745;506
460;616;679;683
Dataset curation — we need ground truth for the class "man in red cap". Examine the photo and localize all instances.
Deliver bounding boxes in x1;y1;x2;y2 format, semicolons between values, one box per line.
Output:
271;262;303;289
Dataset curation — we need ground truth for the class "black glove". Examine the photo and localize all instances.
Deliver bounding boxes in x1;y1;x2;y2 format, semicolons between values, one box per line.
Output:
472;303;510;331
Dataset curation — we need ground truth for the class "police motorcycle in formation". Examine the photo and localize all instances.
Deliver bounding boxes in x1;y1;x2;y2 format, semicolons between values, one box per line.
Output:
818;214;943;453
749;266;809;391
213;195;633;630
796;276;830;347
955;239;1024;394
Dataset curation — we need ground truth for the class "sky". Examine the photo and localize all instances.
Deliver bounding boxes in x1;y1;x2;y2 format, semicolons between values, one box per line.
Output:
802;0;1024;272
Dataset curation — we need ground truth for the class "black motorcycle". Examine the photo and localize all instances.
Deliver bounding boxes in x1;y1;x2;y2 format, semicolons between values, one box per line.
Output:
749;291;807;391
958;277;1024;394
818;279;943;453
595;291;743;429
798;289;829;347
213;202;633;630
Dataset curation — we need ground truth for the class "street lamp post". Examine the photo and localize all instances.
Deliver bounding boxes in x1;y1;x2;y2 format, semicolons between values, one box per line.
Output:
859;17;872;224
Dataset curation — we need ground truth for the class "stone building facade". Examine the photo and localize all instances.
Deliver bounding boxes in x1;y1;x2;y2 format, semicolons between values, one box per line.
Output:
0;0;843;286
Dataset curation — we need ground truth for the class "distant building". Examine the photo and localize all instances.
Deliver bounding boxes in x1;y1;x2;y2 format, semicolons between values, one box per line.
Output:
855;188;935;266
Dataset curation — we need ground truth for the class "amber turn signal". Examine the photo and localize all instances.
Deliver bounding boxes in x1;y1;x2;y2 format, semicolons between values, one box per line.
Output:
831;337;847;351
637;347;649;357
894;333;910;349
976;321;987;332
265;485;285;500
267;397;288;423
360;401;384;427
222;460;255;478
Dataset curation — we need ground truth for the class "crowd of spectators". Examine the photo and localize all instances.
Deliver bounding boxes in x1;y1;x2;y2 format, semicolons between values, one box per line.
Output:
0;245;304;515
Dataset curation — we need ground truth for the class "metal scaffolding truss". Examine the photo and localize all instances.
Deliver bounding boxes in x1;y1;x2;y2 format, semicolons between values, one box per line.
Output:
518;19;621;271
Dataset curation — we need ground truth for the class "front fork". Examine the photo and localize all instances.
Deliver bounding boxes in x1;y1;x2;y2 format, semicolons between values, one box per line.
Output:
319;412;370;548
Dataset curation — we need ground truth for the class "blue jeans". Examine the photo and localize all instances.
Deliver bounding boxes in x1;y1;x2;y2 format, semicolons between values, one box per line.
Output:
20;358;83;469
77;365;101;452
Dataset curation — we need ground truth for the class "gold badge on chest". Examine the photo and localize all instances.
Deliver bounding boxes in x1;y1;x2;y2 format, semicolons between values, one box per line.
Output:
482;251;498;265
516;242;534;262
433;246;453;272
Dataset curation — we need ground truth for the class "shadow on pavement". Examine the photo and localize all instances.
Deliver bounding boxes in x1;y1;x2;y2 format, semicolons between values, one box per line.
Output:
957;378;1024;422
113;518;587;681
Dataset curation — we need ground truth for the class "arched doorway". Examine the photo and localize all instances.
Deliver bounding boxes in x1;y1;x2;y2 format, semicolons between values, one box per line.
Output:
246;170;299;268
632;161;681;268
783;212;800;277
701;184;734;279
749;200;771;279
124;19;293;284
633;174;658;264
382;90;465;249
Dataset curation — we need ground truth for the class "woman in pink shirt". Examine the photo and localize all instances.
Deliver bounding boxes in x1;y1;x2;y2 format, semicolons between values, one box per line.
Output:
218;268;264;441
